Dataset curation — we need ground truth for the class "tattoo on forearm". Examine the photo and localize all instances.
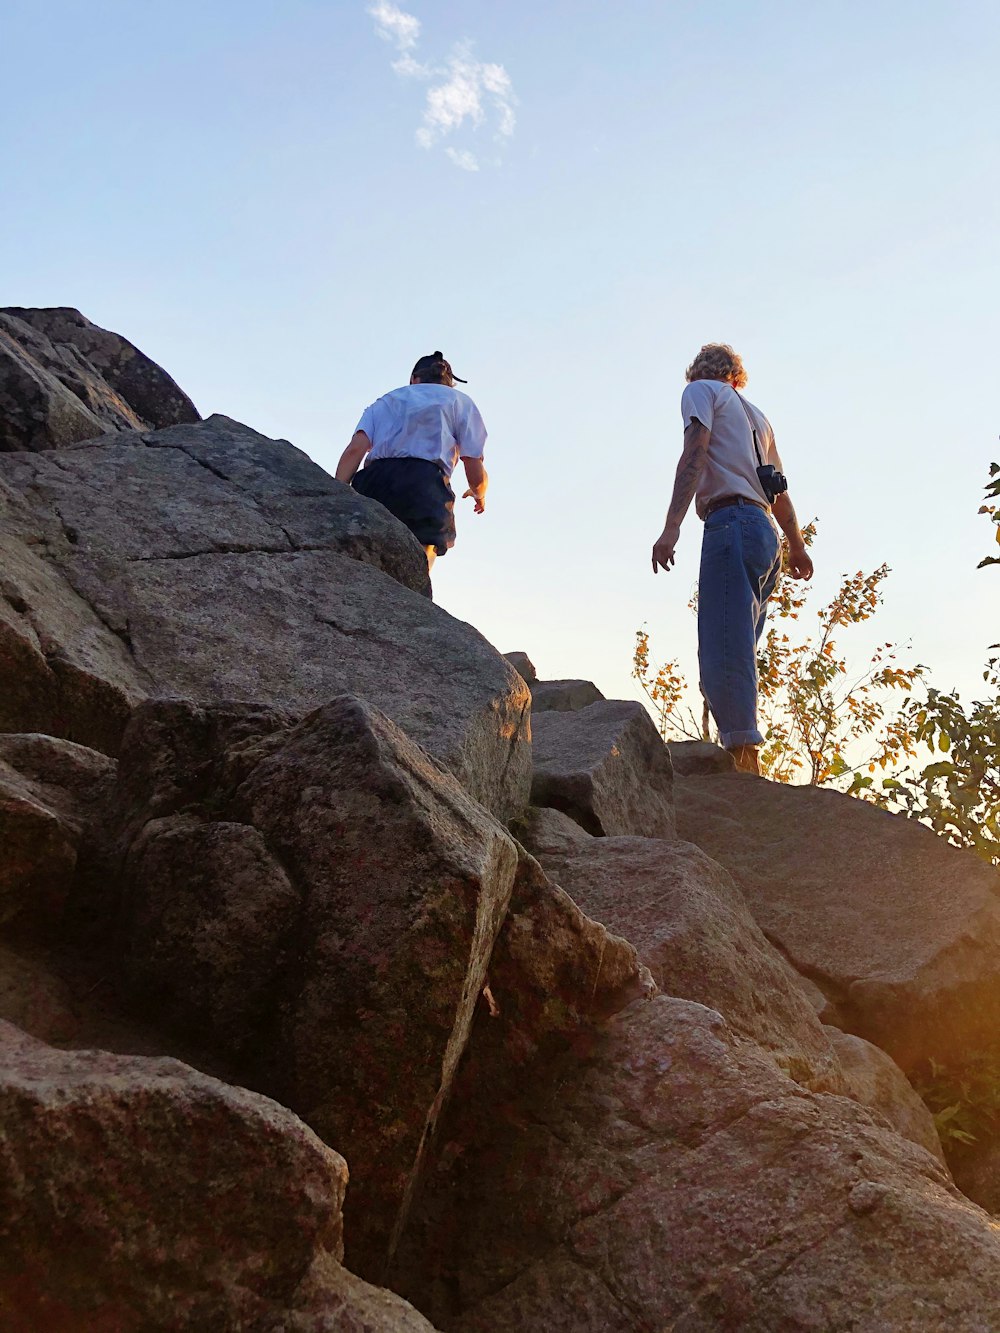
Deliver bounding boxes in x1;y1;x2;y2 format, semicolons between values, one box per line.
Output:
775;494;800;539
666;446;708;527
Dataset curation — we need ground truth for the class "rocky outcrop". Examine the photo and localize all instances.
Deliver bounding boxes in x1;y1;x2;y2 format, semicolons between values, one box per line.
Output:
109;693;647;1282
675;773;1000;1071
0;511;143;754
0;418;531;816
511;804;595;859
453;847;652;1092
0;307;199;452
401;996;1000;1331
502;651;605;712
1;414;431;594
0;735;115;937
951;1143;1000;1217
669;738;736;775
0;1021;435;1331
116;695;520;1275
824;1027;944;1162
531;678;606;712
518;813;837;1086
0;945;79;1043
502;651;536;683
4;324;1000;1327
531;700;675;838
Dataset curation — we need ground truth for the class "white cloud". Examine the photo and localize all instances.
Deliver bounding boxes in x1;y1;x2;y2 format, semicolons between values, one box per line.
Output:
417;45;517;150
391;53;431;79
367;1;420;53
366;5;516;169
446;147;480;172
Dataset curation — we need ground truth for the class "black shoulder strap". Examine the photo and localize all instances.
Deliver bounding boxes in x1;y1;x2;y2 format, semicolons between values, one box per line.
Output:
733;389;765;468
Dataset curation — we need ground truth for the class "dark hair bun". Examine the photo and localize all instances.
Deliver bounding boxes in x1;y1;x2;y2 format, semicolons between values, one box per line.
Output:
433;351;443;359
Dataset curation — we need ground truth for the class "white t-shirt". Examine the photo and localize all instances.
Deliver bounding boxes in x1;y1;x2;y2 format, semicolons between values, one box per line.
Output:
679;379;784;519
356;383;487;479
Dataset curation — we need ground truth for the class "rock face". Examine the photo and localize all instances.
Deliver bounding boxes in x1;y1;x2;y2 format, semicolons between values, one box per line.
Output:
0;417;531;817
0;1021;435;1332
1;412;431;595
0;735;115;937
4;319;1000;1327
451;847;652;1097
668;739;736;776
675;774;1000;1071
951;1142;1000;1217
117;695;522;1276
502;651;536;683
0;509;143;755
823;1026;944;1162
401;996;1000;1331
531;700;675;838
112;694;647;1283
0;945;79;1044
519;820;838;1087
500;653;605;712
530;678;606;712
0;307;199;452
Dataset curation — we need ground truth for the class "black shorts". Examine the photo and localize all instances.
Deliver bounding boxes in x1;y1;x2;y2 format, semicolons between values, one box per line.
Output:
352;457;457;556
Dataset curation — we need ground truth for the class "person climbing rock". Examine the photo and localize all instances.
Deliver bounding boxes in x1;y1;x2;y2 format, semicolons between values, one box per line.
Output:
336;351;488;571
650;343;813;775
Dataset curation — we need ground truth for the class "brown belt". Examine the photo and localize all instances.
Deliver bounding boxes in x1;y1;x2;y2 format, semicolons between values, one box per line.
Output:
703;494;768;519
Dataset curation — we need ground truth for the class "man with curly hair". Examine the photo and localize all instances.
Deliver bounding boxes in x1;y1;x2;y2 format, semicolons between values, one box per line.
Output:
651;343;813;775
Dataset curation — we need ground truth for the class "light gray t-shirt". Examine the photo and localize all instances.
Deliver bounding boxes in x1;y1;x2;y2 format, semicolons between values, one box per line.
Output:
680;379;784;519
356;383;487;479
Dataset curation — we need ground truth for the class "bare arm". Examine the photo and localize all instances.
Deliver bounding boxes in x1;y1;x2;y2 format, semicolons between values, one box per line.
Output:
771;492;814;580
461;456;488;514
335;430;371;483
651;421;710;572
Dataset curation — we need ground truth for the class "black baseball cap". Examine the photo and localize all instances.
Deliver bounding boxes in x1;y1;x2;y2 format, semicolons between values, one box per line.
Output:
411;351;467;384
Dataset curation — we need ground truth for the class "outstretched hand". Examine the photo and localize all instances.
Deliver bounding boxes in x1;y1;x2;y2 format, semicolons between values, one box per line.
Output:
463;489;486;515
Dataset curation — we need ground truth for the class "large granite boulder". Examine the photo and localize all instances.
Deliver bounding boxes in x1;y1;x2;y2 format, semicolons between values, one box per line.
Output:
824;1026;944;1162
112;695;647;1283
0;418;531;817
516;810;837;1087
675;775;1000;1071
531;700;675;839
400;996;1000;1331
0;513;143;754
668;739;736;776
531;679;606;712
0;306;199;452
0;1021;436;1331
117;695;521;1276
0;944;79;1044
951;1142;1000;1217
0;734;115;937
502;650;536;683
1;413;431;595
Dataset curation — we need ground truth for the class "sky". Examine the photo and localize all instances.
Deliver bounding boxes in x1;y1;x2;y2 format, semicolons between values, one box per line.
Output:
3;0;999;728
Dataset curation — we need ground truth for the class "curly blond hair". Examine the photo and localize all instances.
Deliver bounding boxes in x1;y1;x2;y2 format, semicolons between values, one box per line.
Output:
685;343;748;390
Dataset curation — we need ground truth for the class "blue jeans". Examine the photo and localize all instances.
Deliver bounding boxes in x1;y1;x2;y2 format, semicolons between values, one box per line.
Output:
698;501;781;748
